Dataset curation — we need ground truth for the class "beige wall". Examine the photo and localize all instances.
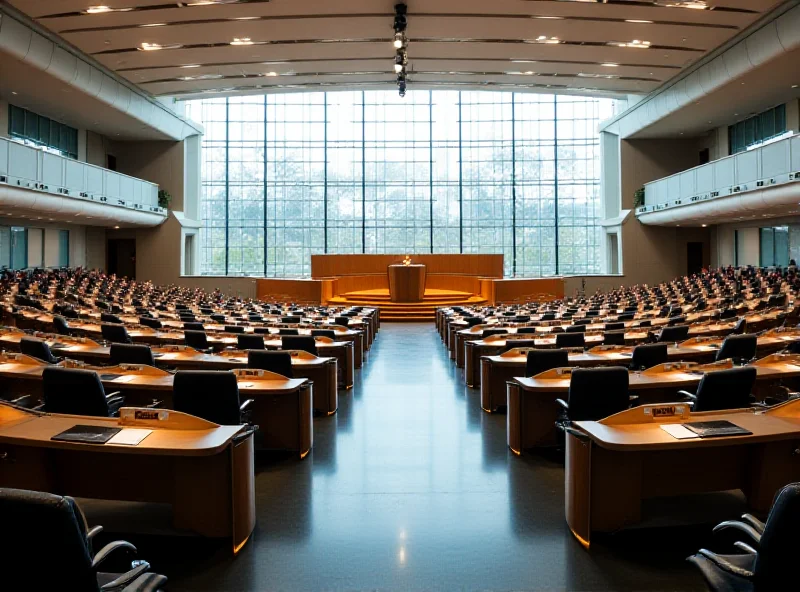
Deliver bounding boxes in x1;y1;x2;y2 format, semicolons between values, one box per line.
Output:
0;98;8;137
111;140;184;210
86;131;109;167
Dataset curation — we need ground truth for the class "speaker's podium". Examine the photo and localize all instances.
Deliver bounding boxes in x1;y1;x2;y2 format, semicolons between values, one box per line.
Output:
388;260;427;303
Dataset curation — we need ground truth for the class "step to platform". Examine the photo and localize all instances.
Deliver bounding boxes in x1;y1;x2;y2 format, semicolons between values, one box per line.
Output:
330;289;486;322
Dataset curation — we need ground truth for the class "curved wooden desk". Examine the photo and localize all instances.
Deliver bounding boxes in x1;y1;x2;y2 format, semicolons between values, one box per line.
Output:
0;403;255;554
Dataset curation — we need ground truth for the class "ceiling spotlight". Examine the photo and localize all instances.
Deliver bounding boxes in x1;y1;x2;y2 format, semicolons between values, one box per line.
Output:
181;64;201;68
394;3;409;98
626;20;653;24
140;23;167;28
793;84;799;89
139;42;163;51
230;37;253;46
85;5;112;13
614;39;651;48
601;63;619;67
393;33;406;49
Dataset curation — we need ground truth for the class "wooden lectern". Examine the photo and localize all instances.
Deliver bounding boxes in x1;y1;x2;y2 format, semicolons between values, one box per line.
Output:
388;264;427;303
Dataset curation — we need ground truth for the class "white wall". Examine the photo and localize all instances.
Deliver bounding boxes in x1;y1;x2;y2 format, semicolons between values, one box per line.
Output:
27;228;43;267
736;227;760;266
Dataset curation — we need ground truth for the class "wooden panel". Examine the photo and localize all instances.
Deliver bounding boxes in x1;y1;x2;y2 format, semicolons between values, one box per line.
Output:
311;254;504;279
256;279;324;304
427;274;481;294
492;278;565;304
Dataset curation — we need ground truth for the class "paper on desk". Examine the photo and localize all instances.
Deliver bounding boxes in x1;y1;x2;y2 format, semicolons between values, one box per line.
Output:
113;375;137;383
660;424;699;440
106;428;152;446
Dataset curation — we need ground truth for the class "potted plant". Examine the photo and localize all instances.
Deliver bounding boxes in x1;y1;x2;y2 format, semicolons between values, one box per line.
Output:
633;187;645;209
158;189;172;209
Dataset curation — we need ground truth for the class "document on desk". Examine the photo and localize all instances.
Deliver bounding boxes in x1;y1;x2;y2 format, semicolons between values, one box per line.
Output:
660;424;700;440
112;375;137;383
106;428;153;446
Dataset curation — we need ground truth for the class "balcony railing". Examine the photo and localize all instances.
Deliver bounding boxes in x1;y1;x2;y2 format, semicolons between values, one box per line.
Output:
637;133;800;215
0;136;166;215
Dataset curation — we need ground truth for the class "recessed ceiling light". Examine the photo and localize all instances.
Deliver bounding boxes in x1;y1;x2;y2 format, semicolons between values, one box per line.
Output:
792;84;799;89
181;64;201;68
512;60;536;64
533;16;564;20
702;224;707;227
231;16;260;20
140;23;166;28
11;91;17;95
263;72;279;77
601;63;619;67
230;37;253;46
626;19;653;24
114;225;120;229
613;40;651;49
85;5;112;13
139;42;163;51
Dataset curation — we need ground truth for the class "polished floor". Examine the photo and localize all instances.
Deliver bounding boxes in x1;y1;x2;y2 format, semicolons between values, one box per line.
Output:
103;323;716;591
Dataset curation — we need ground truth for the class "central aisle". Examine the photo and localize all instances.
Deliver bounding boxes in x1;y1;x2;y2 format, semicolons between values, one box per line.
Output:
167;323;703;591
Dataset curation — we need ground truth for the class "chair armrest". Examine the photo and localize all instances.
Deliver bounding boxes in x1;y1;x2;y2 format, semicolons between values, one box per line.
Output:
87;525;103;541
91;540;137;570
696;549;755;579
712;520;763;545
628;395;639;403
105;391;122;400
106;396;125;407
740;514;766;534
677;390;696;401
9;395;34;408
99;562;150;591
555;399;569;410
733;541;758;555
146;400;162;409
240;399;255;413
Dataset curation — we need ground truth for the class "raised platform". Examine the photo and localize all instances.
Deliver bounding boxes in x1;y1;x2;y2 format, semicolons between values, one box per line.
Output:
329;289;486;322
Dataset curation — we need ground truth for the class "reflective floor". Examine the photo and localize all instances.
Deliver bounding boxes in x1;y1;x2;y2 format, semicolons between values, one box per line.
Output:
111;323;712;590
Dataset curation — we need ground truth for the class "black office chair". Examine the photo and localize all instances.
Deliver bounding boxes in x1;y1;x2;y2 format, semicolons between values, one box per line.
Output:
100;312;122;325
279;328;299;336
183;322;204;332
732;318;746;335
254;327;272;335
0;488;167;592
720;308;738;320
184;330;212;352
20;337;59;364
514;315;531;323
100;324;132;345
53;315;72;336
311;329;336;339
42;367;124;417
109;344;155;366
482;329;507;339
281;316;302;324
248;350;294;378
526;348;569;377
605;322;624;332
637;320;652;328
688;482;800;592
603;330;626;346
224;325;245;334
281;335;317;356
210;314;226;323
657;325;690;343
334;316;350;327
630;343;668;370
238;334;265;350
463;317;483;327
678;367;757;412
556;366;630;424
517;327;538;334
172;370;252;426
540;312;556;321
139;316;162;330
556;332;585;349
716;334;757;364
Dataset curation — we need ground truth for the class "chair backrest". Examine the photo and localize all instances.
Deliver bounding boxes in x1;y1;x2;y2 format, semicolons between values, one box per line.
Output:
281;335;317;355
567;367;630;422
248;350;293;378
514;315;530;323
0;488;99;591
279;328;299;336
754;482;800;588
526;348;569;376
637;320;652;328
254;327;272;335
540;312;556;321
172;370;242;425
482;329;506;339
184;330;209;349
100;312;122;324
517;327;538;334
211;314;226;323
237;334;265;350
732;318;746;335
20;337;57;364
556;332;585;349
603;330;626;346
566;324;586;333
657;325;689;343
281;316;302;324
334;316;350;327
605;322;624;332
53;315;71;335
224;325;245;334
464;317;483;327
630;343;668;370
140;316;162;329
109;343;155;366
100;324;132;344
719;308;737;319
183;322;205;331
715;334;757;363
311;329;336;339
693;366;756;412
667;316;687;326
42;367;109;417
574;319;591;326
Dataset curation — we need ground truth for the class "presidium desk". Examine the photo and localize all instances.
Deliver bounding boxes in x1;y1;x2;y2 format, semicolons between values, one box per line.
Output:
387;264;426;303
0;402;256;554
565;399;800;547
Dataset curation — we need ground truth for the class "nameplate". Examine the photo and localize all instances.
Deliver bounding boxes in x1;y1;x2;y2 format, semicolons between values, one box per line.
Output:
234;369;266;378
643;404;689;420
159;345;193;352
61;359;88;368
127;409;169;422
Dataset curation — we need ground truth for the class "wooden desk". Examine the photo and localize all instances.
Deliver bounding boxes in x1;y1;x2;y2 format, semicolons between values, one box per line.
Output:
0;355;313;457
388;264;426;303
506;355;800;453
0;403;255;553
567;400;800;547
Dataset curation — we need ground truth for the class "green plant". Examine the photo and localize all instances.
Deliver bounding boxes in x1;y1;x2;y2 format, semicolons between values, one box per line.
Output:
633;187;645;209
158;189;172;209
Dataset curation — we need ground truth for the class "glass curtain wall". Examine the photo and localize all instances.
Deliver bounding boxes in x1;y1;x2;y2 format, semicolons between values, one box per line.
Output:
186;91;612;278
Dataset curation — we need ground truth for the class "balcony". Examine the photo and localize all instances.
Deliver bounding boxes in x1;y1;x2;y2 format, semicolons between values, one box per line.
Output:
636;134;800;226
0;136;167;227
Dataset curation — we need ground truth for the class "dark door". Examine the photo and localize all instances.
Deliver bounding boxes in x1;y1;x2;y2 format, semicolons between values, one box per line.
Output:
107;239;136;279
687;242;703;276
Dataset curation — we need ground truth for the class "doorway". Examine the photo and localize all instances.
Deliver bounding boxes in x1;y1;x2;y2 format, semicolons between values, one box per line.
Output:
687;242;704;276
108;239;136;279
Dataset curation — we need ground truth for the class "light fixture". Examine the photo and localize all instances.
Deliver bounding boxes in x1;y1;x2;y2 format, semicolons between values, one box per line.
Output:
263;71;278;77
114;225;120;229
181;64;201;68
231;16;260;20
230;37;253;46
793;84;799;89
139;42;163;51
532;35;560;44
614;39;651;49
85;5;112;13
394;3;408;98
533;16;564;20
601;63;619;67
140;23;166;28
701;224;707;227
626;19;653;24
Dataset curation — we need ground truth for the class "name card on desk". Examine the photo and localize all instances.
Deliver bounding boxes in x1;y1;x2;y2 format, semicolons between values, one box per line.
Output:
644;404;690;419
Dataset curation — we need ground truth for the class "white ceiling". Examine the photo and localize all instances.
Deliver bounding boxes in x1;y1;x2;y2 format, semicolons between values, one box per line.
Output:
6;0;787;101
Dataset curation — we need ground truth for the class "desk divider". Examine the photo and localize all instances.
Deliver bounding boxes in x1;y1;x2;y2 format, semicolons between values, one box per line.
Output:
118;407;222;430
